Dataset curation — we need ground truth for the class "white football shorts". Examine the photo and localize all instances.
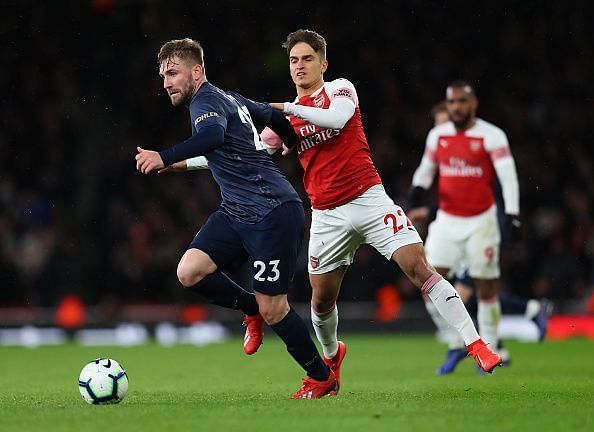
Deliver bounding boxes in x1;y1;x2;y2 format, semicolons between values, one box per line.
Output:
425;205;501;279
308;184;422;274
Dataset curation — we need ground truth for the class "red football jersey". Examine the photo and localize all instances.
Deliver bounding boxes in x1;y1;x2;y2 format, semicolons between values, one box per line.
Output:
289;79;382;210
423;119;512;216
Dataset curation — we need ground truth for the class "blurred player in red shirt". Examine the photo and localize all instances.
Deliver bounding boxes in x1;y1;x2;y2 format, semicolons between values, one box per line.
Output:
408;82;522;374
409;97;551;374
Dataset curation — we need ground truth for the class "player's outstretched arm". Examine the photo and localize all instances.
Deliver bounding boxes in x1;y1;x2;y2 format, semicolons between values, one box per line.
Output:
275;98;355;130
158;124;224;167
158;156;210;174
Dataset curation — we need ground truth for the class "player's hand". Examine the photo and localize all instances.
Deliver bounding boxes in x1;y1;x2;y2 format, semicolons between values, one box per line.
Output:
281;144;295;156
135;146;164;174
158;160;188;174
504;214;522;243
407;206;431;224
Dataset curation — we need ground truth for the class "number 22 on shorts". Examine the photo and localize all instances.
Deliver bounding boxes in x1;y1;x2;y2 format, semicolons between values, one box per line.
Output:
383;210;411;235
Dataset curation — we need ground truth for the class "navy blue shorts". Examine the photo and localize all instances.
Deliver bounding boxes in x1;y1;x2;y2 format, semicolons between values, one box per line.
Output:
188;201;305;295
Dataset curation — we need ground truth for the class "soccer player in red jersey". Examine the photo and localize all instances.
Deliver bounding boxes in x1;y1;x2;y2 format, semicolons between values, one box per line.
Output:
264;30;502;383
409;93;550;375
408;82;521;374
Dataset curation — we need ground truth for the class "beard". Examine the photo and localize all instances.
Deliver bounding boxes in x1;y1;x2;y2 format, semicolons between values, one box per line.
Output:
451;112;472;129
170;82;196;107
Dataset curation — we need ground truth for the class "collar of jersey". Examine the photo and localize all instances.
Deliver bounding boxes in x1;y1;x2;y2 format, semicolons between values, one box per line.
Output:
295;81;326;103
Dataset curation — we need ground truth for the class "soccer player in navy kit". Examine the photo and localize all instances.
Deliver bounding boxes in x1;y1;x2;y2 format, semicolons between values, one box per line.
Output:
135;38;337;398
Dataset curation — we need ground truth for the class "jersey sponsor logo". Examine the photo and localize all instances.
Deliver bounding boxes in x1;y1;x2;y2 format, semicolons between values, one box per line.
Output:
440;157;483;178
194;111;220;126
297;127;341;153
330;87;355;102
310;256;320;269
313;93;326;107
298;124;318;137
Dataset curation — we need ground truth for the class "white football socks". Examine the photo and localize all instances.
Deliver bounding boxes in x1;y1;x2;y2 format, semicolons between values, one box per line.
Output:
424;275;480;346
478;298;501;348
311;306;339;358
524;299;541;319
425;299;465;350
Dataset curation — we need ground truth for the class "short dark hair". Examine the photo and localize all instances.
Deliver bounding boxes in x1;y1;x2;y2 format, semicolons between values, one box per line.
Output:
157;38;204;66
446;80;476;97
282;29;327;60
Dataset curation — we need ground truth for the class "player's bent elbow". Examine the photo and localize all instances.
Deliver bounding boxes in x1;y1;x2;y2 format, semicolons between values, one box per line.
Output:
333;115;350;130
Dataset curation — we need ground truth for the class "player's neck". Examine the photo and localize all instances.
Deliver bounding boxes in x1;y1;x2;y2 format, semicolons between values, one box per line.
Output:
456;118;477;132
194;77;207;96
296;79;324;98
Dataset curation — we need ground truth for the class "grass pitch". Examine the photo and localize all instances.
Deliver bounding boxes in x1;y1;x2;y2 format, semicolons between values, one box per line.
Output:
0;335;592;432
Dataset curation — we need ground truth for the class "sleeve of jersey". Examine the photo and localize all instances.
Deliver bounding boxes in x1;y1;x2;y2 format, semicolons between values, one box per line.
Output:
159;95;228;166
231;93;298;148
488;130;520;215
493;154;520;215
411;132;438;189
283;97;355;130
159;124;225;166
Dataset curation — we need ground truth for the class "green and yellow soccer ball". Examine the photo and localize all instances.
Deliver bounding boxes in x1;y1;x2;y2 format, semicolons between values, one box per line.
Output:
78;358;129;405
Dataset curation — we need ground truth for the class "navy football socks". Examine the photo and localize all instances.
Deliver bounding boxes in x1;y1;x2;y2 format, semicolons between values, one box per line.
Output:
187;271;259;316
270;308;330;382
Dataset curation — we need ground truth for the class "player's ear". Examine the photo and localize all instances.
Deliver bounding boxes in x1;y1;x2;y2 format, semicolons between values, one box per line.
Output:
192;63;204;80
321;59;328;74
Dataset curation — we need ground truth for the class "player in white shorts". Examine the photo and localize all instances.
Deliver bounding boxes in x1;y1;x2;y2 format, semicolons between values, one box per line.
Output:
426;205;501;280
409;81;521;374
264;30;502;389
309;184;420;274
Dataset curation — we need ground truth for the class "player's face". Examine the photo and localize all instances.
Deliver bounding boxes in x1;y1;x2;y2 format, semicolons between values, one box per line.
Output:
159;56;199;107
434;110;449;126
446;86;477;129
288;42;328;94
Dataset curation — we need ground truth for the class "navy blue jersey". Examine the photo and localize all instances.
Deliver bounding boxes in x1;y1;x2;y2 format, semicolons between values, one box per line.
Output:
168;82;301;223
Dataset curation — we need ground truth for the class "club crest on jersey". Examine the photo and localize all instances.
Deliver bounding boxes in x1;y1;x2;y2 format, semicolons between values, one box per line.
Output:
470;140;482;152
310;256;320;269
313;93;326;108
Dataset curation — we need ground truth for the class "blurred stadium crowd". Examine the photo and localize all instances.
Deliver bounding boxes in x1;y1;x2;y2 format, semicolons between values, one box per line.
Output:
1;1;592;313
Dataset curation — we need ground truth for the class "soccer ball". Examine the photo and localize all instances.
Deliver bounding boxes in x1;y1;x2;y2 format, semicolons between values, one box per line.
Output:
78;358;129;405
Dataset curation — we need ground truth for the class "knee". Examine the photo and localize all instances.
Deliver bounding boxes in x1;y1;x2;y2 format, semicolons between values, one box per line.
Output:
176;262;208;288
310;282;340;314
257;299;289;325
311;296;335;315
401;255;435;288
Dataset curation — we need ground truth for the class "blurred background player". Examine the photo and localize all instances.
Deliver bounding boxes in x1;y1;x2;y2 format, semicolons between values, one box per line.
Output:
262;30;502;380
408;81;528;374
409;99;552;374
136;38;337;399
